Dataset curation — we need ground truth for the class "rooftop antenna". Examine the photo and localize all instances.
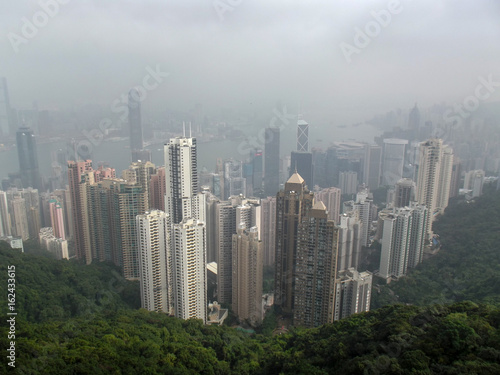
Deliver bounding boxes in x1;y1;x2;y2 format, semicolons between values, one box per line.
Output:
294;161;298;174
183;121;186;137
189;122;192;138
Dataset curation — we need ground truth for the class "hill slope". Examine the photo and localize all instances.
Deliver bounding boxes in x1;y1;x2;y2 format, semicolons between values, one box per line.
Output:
2;302;500;374
372;188;500;308
0;243;140;323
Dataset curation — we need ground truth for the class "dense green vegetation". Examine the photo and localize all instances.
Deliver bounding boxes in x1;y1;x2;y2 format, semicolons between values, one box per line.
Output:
2;301;500;373
0;242;140;323
372;188;500;309
262;265;274;293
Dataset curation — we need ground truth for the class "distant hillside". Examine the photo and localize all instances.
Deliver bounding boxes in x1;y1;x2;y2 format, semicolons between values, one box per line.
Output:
2;302;500;374
372;187;500;309
0;242;140;323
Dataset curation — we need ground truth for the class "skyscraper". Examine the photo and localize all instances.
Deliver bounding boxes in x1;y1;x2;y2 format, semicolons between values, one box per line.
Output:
363;144;382;190
129;88;143;162
49;199;65;240
378;203;428;280
382;138;408;186
235;198;261;234
52;188;73;241
260;196;276;266
449;158;461;199
39;227;69;260
408;103;421;140
337;211;363;272
122;160;155;206
164;137;201;224
0;191;11;237
106;178;149;278
20;188;40;240
312;148;327;188
379;208;412;279
223;159;245;199
137;210;172;314
0;77;11;137
464;169;485;198
406;204;429;269
68;160;94;264
264;127;280;196
215;196;261;304
8;196;29;240
436;145;454;212
68;161;120;265
16;127;40;189
149;167;166;211
172;218;207;323
290;151;313;190
394;178;416;208
215;201;236;304
315;187;341;224
339;171;358;195
232;225;263;325
251;149;263;195
334;268;372;320
416;139;453;239
204;191;219;263
275;172;314;314
416;139;441;218
6;188;40;241
297;119;309;152
293;200;338;328
343;190;373;247
165;135;207;322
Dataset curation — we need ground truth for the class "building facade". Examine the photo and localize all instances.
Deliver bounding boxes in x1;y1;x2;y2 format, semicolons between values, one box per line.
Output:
165;136;207;322
334;268;372;320
293;201;338;328
275;172;314;314
172;218;207;323
260;196;276;266
264;127;280;196
378;203;428;280
137;210;172;314
382;138;408;186
232;226;263;325
16;126;40;189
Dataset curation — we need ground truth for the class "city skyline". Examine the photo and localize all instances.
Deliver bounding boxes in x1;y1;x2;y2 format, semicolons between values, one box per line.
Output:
0;1;499;330
1;1;500;371
2;2;500;131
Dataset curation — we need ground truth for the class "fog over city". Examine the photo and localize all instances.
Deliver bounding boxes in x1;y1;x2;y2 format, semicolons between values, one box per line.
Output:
2;0;500;128
4;2;500;372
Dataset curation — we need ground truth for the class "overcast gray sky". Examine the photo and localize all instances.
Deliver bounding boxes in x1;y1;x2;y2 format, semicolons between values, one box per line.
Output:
1;0;500;126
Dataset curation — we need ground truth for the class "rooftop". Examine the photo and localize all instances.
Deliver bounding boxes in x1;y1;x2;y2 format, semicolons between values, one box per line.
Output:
287;172;304;184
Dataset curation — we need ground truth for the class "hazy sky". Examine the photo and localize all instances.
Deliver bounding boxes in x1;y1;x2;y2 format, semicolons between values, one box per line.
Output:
1;0;500;126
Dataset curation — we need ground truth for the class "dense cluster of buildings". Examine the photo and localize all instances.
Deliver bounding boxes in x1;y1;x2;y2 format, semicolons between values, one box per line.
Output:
1;93;495;329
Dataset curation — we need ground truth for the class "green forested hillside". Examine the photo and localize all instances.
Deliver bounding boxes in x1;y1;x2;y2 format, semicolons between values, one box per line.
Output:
372;188;500;309
2;302;500;374
0;243;140;323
